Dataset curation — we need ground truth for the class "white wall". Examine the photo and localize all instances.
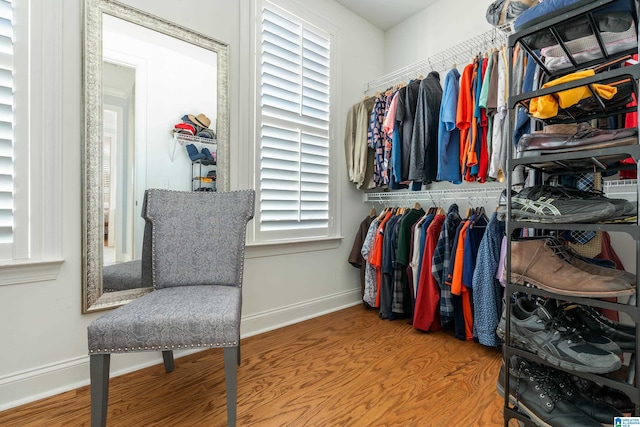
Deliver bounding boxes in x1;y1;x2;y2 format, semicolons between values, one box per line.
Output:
0;0;512;412
384;0;494;73
0;0;385;411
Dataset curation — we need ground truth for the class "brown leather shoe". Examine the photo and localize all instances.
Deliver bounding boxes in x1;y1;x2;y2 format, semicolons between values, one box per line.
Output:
510;239;634;297
549;239;637;286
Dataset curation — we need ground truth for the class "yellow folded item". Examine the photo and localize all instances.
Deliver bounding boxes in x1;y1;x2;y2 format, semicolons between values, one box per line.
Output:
529;69;617;119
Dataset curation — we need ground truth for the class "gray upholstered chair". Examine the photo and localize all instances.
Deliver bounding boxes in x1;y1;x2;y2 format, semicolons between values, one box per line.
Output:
87;189;255;427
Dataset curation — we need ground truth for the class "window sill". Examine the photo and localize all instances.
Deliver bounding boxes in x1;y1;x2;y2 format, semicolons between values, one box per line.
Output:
0;258;64;286
246;236;344;259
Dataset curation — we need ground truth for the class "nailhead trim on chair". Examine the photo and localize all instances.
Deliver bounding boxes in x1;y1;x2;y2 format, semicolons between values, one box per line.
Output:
147;189;254;291
89;340;239;354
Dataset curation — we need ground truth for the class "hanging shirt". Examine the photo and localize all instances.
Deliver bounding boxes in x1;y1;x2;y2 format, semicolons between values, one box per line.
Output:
407;218;424;306
462;214;488;289
380;214;402;319
432;204;461;326
466;59;480;180
344;104;358;183
369;211;393;307
369;94;388;187
394;208;426;315
348;214;374;303
360;218;380;308
477;58;490;182
345;97;375;188
399;79;421;182
409;72;443;184
449;219;474;340
489;48;508;180
417;213;435;295
413;214;446;332
437;68;462;184
472;212;505;347
457;64;475;174
409;215;427;299
393;86;407;184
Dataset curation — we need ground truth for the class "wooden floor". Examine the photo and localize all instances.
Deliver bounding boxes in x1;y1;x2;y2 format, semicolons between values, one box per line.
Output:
0;305;505;426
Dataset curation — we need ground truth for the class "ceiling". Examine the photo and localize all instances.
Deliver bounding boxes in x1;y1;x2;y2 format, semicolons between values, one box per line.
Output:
333;0;441;31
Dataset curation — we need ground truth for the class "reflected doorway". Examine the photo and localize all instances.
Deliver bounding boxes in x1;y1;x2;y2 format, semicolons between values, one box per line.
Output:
103;61;136;266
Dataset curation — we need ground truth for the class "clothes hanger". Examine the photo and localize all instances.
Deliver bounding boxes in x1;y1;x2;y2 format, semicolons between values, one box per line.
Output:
412;201;422;210
465;207;473;219
369;207;377;217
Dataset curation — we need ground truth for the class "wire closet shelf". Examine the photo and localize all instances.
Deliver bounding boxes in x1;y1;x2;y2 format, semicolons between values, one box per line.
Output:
362;180;638;207
363;28;507;94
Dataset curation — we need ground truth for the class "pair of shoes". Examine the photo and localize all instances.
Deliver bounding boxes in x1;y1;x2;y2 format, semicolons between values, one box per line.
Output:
201;147;216;164
545;237;637;286
520;297;621;355
496;356;607;426
569;374;635;413
496;297;622;373
185;144;217;165
508;184;633;223
510;238;634;298
185;144;205;161
562;304;636;352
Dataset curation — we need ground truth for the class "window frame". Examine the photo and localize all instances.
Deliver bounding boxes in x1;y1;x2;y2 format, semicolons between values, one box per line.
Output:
0;0;63;285
250;0;341;246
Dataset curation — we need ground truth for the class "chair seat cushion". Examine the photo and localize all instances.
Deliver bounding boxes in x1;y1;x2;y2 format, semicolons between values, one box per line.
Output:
88;286;241;354
102;260;143;292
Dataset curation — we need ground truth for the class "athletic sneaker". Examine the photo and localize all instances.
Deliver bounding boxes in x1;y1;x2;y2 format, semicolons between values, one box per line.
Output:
510;185;617;223
497;297;620;354
564;304;636;351
497;298;621;373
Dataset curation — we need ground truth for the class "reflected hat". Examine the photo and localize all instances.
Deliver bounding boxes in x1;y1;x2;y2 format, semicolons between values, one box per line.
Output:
188;113;211;129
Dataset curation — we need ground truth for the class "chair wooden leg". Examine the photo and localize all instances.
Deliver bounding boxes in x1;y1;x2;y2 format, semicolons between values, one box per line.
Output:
90;354;110;427
224;347;238;427
162;350;175;373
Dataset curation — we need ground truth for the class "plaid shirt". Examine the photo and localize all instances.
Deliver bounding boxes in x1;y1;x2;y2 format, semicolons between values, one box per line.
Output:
431;204;461;326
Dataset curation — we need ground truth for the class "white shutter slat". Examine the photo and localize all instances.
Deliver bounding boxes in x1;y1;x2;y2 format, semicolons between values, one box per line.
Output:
303;29;330;50
0;0;12;246
259;3;330;234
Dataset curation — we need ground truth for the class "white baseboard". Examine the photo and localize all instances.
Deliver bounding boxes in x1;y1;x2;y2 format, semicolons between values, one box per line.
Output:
241;288;361;338
0;289;362;411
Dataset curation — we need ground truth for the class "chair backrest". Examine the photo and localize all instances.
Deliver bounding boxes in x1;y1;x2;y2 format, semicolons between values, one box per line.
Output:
140;190;153;288
143;189;255;289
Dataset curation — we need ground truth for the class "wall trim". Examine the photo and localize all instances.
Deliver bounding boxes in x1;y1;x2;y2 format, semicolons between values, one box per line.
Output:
0;289;361;411
241;288;361;338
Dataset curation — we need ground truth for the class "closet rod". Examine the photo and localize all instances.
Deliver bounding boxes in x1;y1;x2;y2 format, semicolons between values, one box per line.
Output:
363;185;506;204
362;179;637;205
364;28;506;94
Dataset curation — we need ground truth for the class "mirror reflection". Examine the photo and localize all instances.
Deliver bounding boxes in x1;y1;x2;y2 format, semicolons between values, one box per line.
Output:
83;0;229;312
101;13;218;276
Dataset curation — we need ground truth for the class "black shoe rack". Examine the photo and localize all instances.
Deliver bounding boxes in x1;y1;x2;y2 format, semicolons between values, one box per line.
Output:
503;0;640;425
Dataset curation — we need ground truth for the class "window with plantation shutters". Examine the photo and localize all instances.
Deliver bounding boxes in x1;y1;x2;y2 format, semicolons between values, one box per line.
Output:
0;0;64;282
0;0;12;249
258;3;332;238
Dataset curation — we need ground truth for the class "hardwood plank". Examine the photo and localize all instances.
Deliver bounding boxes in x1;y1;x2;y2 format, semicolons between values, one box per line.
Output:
0;305;505;426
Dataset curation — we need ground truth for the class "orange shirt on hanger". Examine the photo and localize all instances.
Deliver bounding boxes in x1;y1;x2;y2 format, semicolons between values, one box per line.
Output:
456;63;475;173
